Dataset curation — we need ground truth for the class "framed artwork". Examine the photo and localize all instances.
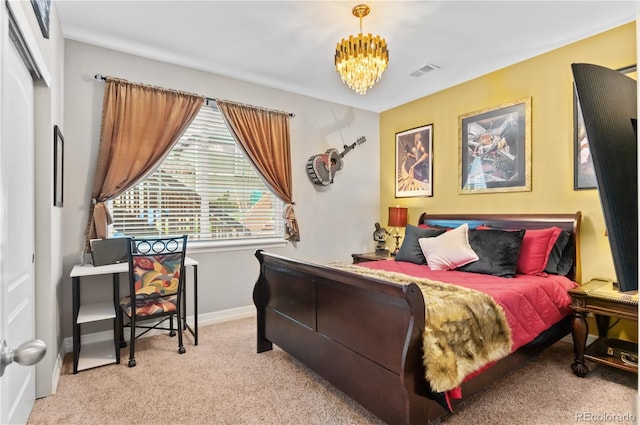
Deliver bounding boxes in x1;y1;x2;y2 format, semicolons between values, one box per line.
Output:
30;0;51;39
574;64;636;190
54;125;63;207
395;124;433;198
459;97;531;194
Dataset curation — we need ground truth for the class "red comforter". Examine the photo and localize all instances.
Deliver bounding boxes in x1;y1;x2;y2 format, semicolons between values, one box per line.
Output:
360;259;578;352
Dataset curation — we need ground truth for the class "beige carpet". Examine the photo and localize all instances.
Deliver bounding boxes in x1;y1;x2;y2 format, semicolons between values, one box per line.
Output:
29;317;637;425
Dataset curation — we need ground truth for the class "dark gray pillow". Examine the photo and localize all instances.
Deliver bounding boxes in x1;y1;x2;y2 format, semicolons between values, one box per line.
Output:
394;225;446;265
544;230;571;274
556;235;575;277
457;229;525;278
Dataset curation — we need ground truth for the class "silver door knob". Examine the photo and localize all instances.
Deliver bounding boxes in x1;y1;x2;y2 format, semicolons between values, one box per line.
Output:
0;339;46;377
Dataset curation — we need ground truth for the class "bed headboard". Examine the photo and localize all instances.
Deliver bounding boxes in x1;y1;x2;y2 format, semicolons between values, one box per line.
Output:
417;212;582;283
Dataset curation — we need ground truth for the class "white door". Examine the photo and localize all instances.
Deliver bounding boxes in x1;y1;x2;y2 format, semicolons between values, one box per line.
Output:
0;11;37;425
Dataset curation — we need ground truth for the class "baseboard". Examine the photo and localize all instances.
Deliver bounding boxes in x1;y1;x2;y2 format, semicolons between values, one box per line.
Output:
51;341;65;394
198;305;256;326
37;340;65;399
63;305;256;354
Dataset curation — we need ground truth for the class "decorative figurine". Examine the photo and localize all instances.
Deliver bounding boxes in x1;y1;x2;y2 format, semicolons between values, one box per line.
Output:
373;222;391;253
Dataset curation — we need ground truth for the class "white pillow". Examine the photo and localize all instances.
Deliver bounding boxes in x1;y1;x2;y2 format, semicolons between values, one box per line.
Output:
418;223;479;271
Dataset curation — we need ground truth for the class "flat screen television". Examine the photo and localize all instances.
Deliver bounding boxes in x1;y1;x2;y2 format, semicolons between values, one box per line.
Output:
572;63;637;292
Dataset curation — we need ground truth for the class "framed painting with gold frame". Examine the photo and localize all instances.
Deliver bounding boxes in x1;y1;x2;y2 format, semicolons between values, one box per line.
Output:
459;97;531;194
395;124;433;198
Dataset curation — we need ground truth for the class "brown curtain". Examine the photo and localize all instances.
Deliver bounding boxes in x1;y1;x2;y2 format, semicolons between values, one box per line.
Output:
216;100;299;241
85;77;205;244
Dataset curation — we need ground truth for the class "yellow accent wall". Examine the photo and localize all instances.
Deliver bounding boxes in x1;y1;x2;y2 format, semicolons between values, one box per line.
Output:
380;22;636;341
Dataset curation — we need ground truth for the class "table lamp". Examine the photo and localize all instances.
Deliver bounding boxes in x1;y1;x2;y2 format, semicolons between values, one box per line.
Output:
388;206;408;255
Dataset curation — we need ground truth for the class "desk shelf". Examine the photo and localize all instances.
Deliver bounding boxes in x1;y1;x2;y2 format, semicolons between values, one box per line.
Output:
77;340;118;371
77;302;116;324
71;266;122;374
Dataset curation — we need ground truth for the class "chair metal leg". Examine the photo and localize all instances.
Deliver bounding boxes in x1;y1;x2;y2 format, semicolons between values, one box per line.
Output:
177;312;185;354
128;315;136;367
175;300;185;354
169;315;176;337
118;310;127;348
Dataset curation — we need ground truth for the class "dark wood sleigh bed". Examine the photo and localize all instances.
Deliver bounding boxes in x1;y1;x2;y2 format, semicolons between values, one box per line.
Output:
252;212;582;424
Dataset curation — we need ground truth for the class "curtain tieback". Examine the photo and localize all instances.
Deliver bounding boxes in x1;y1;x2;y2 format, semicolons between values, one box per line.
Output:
92;200;114;228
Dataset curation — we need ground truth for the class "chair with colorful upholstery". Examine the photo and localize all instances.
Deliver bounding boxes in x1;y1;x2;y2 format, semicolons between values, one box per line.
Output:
118;235;188;367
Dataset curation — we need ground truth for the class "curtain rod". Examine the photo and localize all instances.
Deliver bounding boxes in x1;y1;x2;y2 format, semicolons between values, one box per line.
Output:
94;73;295;118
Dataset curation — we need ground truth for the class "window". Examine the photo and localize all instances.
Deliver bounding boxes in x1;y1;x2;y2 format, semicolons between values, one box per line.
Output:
108;103;284;242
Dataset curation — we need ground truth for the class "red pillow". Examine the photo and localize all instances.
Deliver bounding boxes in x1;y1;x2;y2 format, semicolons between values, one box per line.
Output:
517;227;562;275
476;225;562;275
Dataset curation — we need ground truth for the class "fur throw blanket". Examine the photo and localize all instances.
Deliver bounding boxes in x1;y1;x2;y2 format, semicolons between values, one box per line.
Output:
329;263;512;392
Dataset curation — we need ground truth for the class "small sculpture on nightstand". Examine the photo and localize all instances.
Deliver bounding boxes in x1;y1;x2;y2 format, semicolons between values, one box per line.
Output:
373;222;391;253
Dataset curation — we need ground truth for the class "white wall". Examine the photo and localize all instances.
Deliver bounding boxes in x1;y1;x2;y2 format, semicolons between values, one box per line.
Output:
62;40;380;338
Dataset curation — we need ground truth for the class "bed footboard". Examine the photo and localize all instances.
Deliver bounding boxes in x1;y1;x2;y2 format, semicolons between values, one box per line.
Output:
253;250;442;425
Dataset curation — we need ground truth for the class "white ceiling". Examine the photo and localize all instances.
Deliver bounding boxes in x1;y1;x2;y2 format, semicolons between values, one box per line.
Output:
55;1;636;113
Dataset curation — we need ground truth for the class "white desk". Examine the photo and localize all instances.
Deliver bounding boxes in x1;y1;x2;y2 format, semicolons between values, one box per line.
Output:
70;256;199;373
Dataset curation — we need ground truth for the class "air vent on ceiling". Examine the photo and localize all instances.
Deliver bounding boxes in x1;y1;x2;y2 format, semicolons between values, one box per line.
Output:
410;63;440;77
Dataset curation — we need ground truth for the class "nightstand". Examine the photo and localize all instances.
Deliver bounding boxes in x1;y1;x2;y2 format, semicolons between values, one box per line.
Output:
351;251;392;264
568;278;638;377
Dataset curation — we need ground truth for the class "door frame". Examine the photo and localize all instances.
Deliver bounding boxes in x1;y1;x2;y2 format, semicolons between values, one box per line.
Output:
1;1;52;423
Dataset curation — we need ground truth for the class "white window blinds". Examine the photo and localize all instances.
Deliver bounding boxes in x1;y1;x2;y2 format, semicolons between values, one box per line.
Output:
108;103;284;242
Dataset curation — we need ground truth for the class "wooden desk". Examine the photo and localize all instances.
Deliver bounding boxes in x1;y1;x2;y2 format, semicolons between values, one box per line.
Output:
70;256;199;374
569;278;638;377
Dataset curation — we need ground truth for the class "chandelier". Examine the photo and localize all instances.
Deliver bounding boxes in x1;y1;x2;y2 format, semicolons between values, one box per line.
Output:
335;4;389;95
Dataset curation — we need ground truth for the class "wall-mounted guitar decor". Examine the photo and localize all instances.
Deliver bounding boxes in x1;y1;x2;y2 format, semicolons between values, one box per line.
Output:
306;136;366;185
